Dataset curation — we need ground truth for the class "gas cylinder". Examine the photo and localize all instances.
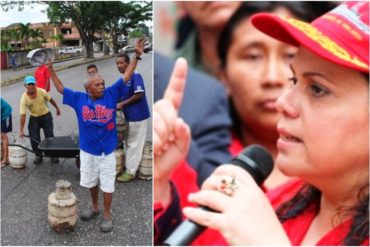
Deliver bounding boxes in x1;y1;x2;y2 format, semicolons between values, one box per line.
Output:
48;180;77;232
9;146;27;169
114;148;125;175
116;112;127;145
138;141;152;180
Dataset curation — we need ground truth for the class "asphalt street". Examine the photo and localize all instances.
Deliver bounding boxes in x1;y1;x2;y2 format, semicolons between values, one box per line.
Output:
1;53;153;246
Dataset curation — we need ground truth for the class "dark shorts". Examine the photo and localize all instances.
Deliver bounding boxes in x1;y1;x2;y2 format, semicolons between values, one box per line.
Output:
1;114;12;133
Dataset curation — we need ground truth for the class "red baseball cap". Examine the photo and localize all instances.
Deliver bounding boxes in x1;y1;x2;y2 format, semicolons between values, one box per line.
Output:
251;1;369;73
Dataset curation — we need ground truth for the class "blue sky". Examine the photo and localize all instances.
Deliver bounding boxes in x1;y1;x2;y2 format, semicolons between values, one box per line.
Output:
0;3;49;27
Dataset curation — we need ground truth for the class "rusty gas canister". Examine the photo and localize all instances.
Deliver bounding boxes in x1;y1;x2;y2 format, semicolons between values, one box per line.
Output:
138;141;152;180
48;180;77;232
114;148;125;175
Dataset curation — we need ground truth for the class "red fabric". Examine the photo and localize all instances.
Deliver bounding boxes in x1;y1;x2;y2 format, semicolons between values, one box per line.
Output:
169;160;228;245
228;132;244;156
153;202;165;243
267;178;305;208
251;2;369;73
155;136;369;245
154;188;182;244
176;174;368;245
35;64;51;92
271;179;369;246
170;160;199;210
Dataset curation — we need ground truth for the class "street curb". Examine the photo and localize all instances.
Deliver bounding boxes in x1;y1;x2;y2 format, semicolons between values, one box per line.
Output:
1;54;115;87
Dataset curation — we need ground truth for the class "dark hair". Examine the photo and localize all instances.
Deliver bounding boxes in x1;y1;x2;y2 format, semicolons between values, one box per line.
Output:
87;64;97;71
175;16;195;49
218;1;338;69
276;183;369;245
117;53;130;64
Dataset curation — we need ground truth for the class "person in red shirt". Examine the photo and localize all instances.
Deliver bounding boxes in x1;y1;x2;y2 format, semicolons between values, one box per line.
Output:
217;2;336;189
35;64;51;92
153;2;337;245
155;1;369;246
182;2;369;246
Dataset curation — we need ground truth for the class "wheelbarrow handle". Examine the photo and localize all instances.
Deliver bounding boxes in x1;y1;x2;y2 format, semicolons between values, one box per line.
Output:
22;135;41;144
8;143;39;155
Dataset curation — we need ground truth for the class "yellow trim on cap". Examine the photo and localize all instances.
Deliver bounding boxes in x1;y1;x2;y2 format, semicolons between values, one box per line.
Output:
280;16;368;69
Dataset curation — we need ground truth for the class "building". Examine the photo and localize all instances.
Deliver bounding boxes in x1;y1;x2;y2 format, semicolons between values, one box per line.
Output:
1;21;83;50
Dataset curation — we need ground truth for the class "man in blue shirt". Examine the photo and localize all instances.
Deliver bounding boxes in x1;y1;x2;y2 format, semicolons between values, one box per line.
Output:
48;39;145;233
115;53;150;183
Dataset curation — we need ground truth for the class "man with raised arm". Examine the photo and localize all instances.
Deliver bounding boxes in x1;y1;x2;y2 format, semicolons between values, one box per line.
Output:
48;38;145;233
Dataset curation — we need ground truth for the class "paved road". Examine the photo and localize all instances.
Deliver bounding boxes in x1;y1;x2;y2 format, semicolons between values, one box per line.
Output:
1;53;153;246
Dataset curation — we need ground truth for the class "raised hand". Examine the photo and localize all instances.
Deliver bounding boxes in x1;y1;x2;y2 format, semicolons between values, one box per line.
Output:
153;58;191;205
135;37;146;57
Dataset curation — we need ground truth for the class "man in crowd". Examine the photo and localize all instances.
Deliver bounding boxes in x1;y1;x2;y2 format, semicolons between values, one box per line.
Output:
85;64;99;91
115;53;150;183
35;63;51;92
87;64;98;75
19;75;61;164
48;38;145;232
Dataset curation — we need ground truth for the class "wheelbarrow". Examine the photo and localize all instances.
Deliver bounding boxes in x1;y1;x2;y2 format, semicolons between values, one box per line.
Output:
8;135;80;168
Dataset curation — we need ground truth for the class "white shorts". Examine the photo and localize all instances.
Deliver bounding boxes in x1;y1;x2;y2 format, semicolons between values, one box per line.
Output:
79;150;116;193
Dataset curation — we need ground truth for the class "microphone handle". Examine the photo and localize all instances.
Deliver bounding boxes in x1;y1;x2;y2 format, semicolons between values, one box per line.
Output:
163;206;211;246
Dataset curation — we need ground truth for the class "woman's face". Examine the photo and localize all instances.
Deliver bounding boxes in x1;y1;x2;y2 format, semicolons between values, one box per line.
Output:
220;8;297;134
276;48;369;185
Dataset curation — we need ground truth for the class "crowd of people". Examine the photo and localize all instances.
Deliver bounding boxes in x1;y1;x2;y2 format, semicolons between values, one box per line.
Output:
154;1;369;246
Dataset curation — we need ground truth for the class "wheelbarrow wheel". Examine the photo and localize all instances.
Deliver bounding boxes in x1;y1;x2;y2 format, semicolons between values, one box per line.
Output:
75;158;80;169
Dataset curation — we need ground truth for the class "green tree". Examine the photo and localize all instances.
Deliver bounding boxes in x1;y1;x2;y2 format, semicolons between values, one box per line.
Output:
29;28;44;48
1;29;11;51
3;29;21;50
129;29;144;38
46;1;113;59
50;33;64;50
17;22;32;49
102;1;152;54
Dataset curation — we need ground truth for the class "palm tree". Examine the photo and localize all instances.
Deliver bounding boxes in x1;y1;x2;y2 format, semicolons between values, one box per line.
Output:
1;29;10;46
1;29;11;51
8;29;21;50
50;33;64;50
29;28;44;48
17;23;32;49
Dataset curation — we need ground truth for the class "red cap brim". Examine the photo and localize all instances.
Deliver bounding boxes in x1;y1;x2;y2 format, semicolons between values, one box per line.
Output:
252;13;369;73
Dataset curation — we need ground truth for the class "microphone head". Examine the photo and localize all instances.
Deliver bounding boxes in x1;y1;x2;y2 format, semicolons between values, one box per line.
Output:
231;144;274;185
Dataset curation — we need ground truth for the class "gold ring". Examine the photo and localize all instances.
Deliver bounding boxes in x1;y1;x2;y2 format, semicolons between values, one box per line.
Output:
217;176;239;196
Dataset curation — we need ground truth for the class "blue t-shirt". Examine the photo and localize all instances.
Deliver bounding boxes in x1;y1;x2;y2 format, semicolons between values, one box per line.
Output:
63;80;124;156
1;97;12;121
118;72;150;122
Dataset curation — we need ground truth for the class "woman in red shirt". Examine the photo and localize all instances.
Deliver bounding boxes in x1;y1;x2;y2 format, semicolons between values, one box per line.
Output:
183;2;369;245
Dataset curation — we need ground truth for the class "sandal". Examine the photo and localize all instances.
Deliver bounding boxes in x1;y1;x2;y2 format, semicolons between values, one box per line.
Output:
79;209;100;221
100;218;113;232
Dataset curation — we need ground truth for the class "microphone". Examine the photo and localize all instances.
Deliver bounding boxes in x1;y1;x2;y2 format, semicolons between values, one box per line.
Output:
163;144;274;246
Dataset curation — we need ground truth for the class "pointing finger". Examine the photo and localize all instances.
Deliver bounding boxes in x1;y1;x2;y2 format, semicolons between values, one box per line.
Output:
163;57;187;111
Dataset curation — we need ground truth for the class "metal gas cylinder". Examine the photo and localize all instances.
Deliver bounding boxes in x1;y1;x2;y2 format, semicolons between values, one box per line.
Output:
9;137;28;169
138;141;152;180
9;145;27;169
116;112;128;145
114;148;125;175
48;180;77;232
